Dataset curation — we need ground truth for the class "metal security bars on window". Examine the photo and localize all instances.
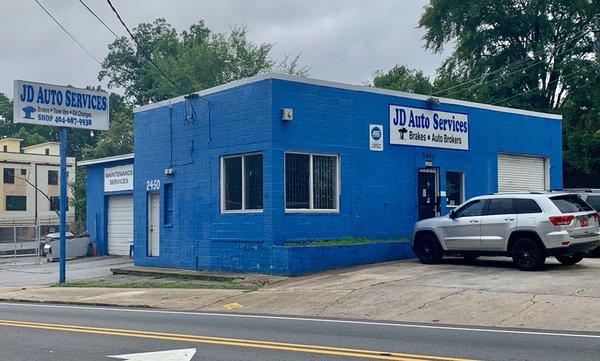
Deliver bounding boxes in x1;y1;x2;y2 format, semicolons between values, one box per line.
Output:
285;153;339;211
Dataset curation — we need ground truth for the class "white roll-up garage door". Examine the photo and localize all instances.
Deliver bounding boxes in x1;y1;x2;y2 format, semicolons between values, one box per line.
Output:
107;195;133;256
498;154;548;193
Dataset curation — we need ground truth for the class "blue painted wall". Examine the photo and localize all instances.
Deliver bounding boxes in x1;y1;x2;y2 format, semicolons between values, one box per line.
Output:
269;79;562;248
130;76;563;275
85;158;134;256
133;80;273;271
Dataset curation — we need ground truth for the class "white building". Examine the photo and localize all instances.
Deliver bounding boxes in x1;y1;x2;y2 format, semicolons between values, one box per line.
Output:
0;138;75;227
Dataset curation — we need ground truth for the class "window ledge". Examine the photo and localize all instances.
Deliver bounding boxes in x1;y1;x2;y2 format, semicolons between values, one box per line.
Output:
285;209;340;214
221;209;264;215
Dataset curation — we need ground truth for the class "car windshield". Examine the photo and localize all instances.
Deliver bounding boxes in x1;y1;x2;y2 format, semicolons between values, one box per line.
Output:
550;194;593;213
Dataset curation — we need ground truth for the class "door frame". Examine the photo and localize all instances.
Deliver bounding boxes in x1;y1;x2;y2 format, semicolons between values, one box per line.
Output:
417;166;441;220
147;192;160;257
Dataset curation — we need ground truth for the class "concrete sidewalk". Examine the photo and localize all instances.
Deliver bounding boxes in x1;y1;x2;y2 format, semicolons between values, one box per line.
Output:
1;257;599;333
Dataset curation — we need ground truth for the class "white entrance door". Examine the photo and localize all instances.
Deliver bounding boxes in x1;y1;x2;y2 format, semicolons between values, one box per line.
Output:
498;154;548;193
147;192;160;257
107;195;133;256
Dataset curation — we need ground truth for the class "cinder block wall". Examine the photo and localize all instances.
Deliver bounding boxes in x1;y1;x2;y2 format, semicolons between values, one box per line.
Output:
133;80;274;271
269;79;562;247
132;76;563;274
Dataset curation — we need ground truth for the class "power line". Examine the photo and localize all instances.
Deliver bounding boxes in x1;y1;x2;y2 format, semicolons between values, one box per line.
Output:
33;0;101;64
432;27;592;97
457;36;591;96
105;0;188;96
492;62;595;106
103;0;209;122
77;0;120;39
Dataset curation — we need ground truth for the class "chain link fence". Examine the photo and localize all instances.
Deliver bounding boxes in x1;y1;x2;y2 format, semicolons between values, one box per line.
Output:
0;217;61;263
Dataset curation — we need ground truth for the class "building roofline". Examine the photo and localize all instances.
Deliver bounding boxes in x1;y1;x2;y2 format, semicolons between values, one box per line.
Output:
21;141;60;149
134;73;563;120
78;153;134;166
0;138;23;142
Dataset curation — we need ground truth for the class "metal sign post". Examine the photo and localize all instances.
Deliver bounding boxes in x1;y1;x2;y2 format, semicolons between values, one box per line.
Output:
59;128;67;283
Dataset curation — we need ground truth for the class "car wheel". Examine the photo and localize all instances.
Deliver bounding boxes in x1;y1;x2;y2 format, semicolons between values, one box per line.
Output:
463;254;478;263
413;234;443;264
556;253;585;265
511;238;546;271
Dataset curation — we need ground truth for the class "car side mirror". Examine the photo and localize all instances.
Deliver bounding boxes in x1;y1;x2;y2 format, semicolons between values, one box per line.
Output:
449;210;457;219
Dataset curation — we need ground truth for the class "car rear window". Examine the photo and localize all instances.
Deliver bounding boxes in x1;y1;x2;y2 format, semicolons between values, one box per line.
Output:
550;194;594;213
584;195;600;211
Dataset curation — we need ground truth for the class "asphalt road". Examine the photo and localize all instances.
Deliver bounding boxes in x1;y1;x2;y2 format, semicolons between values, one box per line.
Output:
0;302;598;361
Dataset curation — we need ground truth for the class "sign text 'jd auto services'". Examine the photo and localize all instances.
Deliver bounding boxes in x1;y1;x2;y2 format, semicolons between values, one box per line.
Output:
13;80;109;130
389;105;469;150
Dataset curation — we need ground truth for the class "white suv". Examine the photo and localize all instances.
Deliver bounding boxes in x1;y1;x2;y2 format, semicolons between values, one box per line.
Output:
412;193;600;270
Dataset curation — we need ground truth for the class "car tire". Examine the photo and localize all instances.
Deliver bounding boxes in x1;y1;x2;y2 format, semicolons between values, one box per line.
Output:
511;238;546;271
413;234;444;264
463;254;478;263
556;253;585;265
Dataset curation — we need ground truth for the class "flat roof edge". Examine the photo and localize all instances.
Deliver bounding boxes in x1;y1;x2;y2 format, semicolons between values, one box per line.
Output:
78;153;134;166
134;73;562;120
22;141;60;149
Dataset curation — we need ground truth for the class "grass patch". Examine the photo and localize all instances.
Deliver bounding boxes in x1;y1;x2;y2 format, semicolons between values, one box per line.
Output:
53;276;261;291
284;237;409;248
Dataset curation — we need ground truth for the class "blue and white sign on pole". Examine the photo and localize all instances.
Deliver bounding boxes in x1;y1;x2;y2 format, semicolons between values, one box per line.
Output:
13;80;109;130
13;80;110;284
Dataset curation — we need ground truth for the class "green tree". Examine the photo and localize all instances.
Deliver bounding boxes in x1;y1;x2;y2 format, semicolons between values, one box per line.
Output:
419;0;599;112
396;0;600;186
99;19;307;105
372;65;434;94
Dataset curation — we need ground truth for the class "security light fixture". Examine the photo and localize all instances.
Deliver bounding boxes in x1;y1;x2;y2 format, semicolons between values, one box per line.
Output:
282;108;294;121
426;97;440;107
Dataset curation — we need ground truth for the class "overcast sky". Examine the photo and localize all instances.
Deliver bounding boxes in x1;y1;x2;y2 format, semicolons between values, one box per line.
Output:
0;0;448;98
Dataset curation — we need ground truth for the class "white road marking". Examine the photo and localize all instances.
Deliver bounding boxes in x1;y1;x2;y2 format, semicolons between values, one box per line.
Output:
0;301;599;340
108;348;196;361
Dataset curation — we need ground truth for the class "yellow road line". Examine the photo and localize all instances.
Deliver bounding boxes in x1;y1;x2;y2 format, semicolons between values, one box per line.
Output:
0;319;478;361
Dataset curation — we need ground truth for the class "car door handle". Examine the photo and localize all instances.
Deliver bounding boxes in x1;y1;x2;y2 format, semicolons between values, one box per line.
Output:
469;220;480;223
504;218;515;221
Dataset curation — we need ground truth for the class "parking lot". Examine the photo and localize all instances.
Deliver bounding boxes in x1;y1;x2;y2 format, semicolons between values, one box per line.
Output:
214;255;600;332
0;256;132;287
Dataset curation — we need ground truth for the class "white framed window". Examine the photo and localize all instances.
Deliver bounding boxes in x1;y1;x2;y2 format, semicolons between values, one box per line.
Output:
221;153;263;213
285;152;339;212
445;171;464;207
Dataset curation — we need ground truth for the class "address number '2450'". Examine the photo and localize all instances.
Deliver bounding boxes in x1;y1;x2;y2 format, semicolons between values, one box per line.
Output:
146;179;160;191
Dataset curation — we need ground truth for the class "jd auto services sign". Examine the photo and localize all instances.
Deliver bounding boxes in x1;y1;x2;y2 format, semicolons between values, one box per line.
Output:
389;105;469;150
13;80;109;130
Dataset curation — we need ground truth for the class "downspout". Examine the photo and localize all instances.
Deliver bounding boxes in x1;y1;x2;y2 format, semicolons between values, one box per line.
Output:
169;101;173;168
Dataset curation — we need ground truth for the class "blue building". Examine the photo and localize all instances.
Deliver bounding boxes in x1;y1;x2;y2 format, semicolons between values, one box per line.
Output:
83;74;562;275
79;154;134;257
